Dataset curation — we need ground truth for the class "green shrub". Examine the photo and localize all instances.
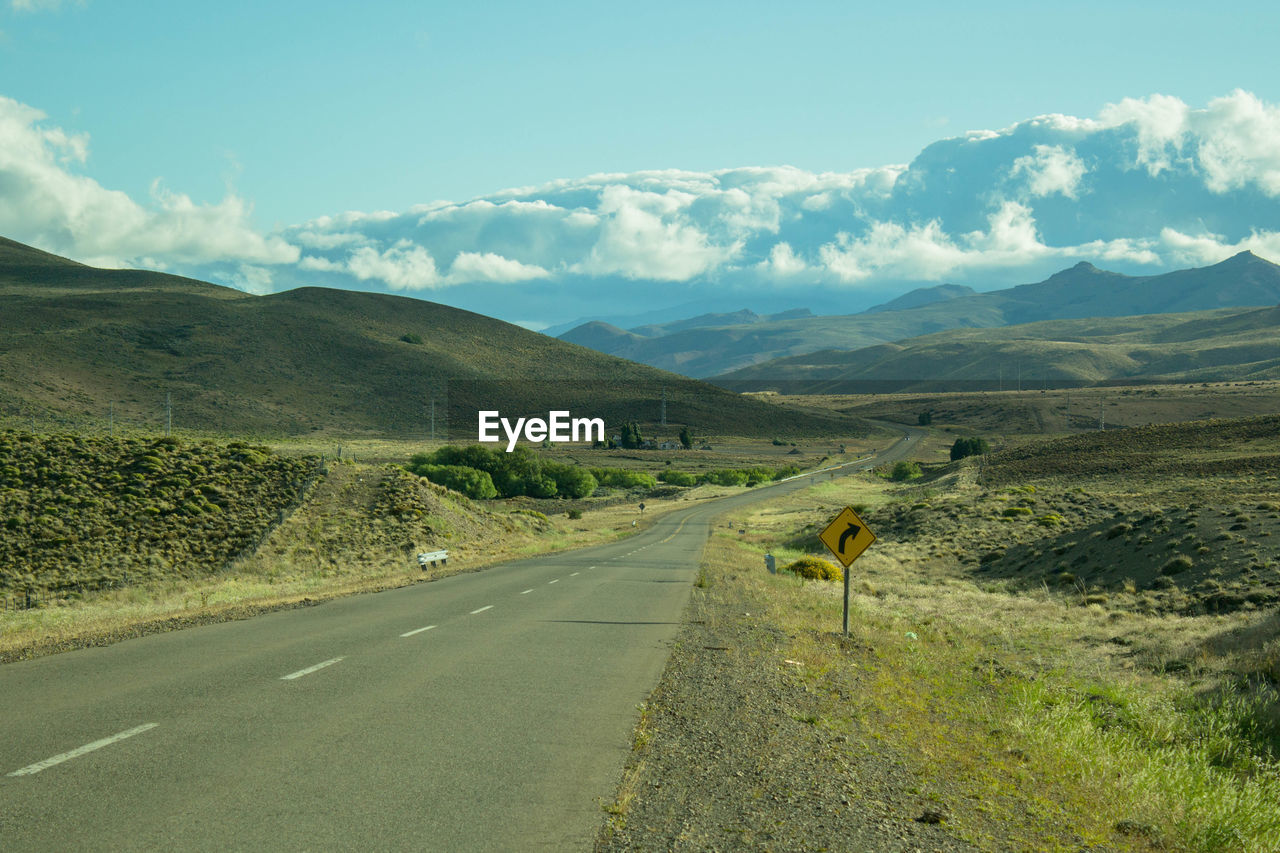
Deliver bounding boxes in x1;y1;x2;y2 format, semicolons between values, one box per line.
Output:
543;462;598;499
950;437;991;461
890;461;922;481
699;468;749;487
784;556;843;582
566;508;583;520
1161;555;1194;575
1002;506;1033;517
411;464;498;500
658;470;697;487
590;468;658;490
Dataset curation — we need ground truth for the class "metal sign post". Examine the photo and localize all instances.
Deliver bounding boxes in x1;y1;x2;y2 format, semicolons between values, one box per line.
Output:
819;505;877;636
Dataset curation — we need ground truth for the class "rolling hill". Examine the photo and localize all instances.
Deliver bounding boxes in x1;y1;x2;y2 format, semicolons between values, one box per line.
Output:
0;237;853;438
557;252;1280;377
713;305;1280;393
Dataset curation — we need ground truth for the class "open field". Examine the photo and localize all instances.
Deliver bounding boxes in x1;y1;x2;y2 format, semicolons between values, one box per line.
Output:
601;413;1280;851
0;429;870;662
765;379;1280;437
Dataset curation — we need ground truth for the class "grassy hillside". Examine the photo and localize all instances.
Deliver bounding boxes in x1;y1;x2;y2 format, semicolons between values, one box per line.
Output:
0;431;318;607
715;305;1280;392
560;251;1280;377
0;237;854;438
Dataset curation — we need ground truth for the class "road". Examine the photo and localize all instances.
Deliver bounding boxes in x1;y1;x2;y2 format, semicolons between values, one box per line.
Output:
0;428;920;851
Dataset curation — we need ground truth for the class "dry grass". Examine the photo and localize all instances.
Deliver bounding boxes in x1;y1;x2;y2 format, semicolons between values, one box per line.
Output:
704;434;1280;851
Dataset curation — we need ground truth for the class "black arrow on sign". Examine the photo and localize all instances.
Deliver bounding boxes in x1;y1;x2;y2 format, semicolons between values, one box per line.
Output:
838;522;860;553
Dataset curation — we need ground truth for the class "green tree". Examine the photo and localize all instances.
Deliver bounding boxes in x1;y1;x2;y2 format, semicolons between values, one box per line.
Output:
918;411;933;426
890;460;922;481
679;426;692;449
950;437;991;461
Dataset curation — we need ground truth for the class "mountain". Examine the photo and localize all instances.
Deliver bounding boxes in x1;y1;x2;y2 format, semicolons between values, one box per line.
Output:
0;238;853;438
556;252;1280;377
864;284;975;314
712;305;1280;393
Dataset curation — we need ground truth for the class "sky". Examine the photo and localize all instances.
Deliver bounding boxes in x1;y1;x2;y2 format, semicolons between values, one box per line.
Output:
3;1;1280;329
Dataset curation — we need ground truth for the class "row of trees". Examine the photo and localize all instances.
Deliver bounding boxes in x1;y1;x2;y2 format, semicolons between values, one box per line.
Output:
408;446;599;499
406;446;801;501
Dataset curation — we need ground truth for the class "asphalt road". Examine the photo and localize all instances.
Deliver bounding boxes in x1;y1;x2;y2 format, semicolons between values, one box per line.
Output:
0;428;919;852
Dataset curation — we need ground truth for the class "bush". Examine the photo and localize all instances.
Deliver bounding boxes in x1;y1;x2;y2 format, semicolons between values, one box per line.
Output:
700;468;749;487
590;468;657;490
658;470;697;487
784;556;843;582
950;437;991;461
1161;555;1194;575
890;460;922;481
918;411;933;425
411;464;498;500
543;462;598;499
566;509;582;520
410;445;601;499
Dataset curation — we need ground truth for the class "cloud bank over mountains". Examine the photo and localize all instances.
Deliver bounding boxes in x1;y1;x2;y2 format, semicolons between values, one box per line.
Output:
5;90;1280;324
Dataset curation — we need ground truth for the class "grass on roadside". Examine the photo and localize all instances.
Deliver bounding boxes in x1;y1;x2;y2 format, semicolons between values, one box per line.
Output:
706;512;1280;852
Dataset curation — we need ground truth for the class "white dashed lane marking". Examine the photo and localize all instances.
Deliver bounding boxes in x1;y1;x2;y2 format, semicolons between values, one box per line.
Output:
470;605;494;615
520;589;533;595
400;625;436;638
281;658;345;681
547;579;559;585
7;723;159;777
570;572;579;577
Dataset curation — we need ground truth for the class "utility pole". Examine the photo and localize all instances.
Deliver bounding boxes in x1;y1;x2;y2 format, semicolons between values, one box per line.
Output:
165;393;172;436
109;402;115;436
1065;392;1071;430
660;386;667;427
1098;397;1104;431
429;398;436;441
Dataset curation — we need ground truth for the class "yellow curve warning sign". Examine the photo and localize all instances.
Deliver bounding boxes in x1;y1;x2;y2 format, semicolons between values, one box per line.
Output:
819;505;877;568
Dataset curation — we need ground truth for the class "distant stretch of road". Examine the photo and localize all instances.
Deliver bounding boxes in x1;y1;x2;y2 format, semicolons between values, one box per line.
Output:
0;427;921;851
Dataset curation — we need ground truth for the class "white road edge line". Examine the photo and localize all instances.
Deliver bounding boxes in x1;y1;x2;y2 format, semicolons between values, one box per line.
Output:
400;625;437;638
520;589;533;594
7;723;159;777
281;657;345;680
470;605;494;614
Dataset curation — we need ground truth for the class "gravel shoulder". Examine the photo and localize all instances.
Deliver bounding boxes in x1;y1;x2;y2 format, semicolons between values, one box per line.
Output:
596;547;977;852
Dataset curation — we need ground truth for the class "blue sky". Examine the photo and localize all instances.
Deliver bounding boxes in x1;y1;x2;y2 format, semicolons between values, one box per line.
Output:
4;1;1280;328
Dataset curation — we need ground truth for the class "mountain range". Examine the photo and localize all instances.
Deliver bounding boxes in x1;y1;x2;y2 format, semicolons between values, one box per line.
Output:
557;252;1280;378
0;237;851;438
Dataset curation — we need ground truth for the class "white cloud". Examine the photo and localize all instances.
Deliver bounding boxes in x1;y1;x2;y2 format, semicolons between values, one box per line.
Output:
572;185;735;280
446;251;549;284
303;240;440;290
1010;145;1088;198
1194;90;1280;196
1158;226;1280;266
817;202;1159;285
758;242;808;276
5;88;1280;312
1098;93;1188;176
0;95;299;272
